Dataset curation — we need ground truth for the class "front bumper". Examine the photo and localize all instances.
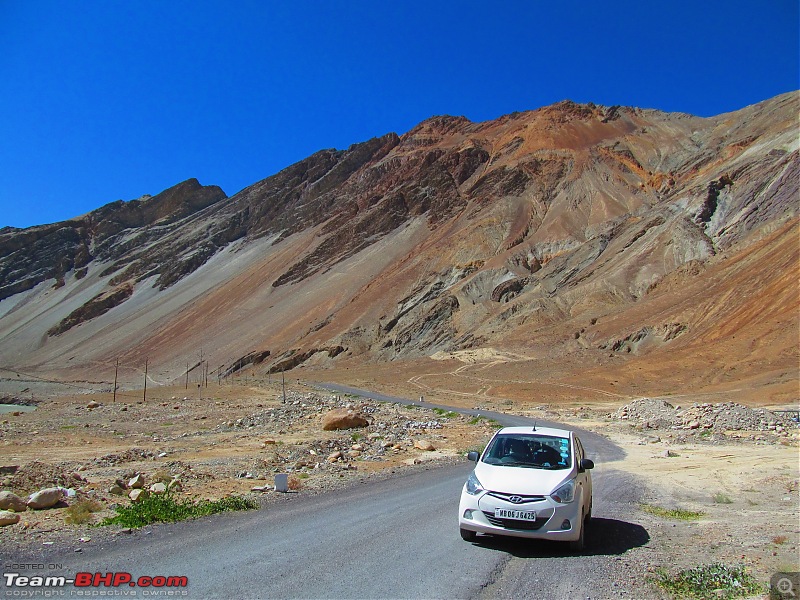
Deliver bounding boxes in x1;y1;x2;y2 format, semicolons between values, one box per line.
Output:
458;488;583;541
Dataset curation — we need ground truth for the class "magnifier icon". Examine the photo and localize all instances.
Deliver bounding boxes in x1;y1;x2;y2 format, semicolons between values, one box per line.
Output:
777;577;796;597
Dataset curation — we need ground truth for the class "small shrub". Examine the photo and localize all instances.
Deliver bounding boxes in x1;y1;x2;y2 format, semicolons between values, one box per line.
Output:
772;535;788;545
350;432;363;442
641;503;704;520
99;493;258;529
713;493;733;504
433;408;458;418
287;475;301;491
654;563;761;599
151;469;172;484
65;499;104;525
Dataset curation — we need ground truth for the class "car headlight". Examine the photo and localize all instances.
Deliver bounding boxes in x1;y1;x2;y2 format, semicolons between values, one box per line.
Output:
551;479;575;503
465;472;484;496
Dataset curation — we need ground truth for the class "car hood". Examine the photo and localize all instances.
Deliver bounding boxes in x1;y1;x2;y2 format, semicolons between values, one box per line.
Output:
473;462;575;495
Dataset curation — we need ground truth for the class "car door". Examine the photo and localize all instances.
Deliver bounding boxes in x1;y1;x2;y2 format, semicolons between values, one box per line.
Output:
574;435;592;515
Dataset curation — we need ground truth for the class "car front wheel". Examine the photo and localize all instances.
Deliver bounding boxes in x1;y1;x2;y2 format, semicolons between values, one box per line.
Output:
460;528;477;542
568;518;585;552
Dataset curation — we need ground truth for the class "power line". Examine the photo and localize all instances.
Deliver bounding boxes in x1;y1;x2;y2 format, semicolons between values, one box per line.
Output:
0;366;105;392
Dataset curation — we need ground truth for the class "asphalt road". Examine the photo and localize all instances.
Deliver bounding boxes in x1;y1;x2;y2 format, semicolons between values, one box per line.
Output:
1;385;652;599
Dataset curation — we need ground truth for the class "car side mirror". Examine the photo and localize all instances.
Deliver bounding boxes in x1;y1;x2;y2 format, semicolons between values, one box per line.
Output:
579;458;594;472
467;451;480;462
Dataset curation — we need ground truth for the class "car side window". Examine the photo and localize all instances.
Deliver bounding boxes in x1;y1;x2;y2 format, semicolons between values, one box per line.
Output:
575;436;584;464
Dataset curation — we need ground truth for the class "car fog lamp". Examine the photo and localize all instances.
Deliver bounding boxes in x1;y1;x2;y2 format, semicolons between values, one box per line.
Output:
463;509;475;520
561;519;571;530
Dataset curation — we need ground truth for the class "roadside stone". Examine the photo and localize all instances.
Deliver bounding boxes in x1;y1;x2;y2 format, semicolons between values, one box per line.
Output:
327;451;343;463
128;489;149;503
108;485;125;496
27;488;64;510
414;439;436;451
149;483;167;495
128;474;145;489
0;491;27;512
322;409;369;431
0;510;20;526
167;479;183;493
86;401;101;409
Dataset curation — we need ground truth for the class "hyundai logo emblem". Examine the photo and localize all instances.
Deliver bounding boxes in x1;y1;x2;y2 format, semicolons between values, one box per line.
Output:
509;495;523;504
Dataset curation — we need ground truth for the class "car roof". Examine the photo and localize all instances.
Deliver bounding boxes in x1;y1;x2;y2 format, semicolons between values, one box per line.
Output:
493;426;573;438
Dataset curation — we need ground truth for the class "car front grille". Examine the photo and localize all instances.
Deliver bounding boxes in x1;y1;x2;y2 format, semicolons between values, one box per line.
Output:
483;512;548;531
487;492;547;504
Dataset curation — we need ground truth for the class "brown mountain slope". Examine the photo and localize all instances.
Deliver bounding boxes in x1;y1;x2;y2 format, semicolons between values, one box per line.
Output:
0;92;796;406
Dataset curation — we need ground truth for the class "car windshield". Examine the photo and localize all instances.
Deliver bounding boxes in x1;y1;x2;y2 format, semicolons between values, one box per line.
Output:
482;433;571;470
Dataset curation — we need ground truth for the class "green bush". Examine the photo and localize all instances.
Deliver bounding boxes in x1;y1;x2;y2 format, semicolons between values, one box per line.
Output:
100;494;258;529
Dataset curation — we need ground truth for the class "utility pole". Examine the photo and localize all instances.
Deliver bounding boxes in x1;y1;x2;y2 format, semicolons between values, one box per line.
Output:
185;362;189;390
281;371;286;404
143;358;148;403
113;358;119;404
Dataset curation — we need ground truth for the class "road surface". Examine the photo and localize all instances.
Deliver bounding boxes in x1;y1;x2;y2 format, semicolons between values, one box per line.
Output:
1;385;652;599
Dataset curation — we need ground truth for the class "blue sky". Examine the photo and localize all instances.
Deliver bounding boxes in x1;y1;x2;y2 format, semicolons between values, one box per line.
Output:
1;1;798;228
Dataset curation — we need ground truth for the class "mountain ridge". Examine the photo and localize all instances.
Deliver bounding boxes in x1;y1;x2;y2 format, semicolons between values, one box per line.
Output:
0;92;797;404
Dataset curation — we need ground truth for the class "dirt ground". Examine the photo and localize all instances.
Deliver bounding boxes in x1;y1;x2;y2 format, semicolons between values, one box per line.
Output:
1;361;798;594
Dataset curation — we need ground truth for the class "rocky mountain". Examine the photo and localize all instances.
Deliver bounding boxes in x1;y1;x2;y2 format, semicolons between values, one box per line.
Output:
0;92;797;403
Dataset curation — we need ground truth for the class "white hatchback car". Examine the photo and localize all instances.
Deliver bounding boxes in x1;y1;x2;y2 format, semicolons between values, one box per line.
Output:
458;425;594;551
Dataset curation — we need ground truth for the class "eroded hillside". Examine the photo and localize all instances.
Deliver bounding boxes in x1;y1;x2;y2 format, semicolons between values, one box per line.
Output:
0;92;796;405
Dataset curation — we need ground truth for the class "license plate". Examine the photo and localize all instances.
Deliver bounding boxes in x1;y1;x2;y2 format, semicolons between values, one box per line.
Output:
495;508;536;521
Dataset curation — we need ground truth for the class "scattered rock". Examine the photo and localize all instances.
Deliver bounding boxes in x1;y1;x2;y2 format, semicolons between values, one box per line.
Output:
167;479;183;493
27;487;64;510
128;489;149;503
0;510;21;526
327;451;344;463
108;485;125;496
0;491;27;512
86;401;101;409
322;409;369;431
149;483;167;495
413;439;436;451
128;474;145;489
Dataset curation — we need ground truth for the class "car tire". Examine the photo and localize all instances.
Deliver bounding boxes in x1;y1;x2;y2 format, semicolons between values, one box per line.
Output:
569;517;585;552
460;528;477;542
585;498;593;523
